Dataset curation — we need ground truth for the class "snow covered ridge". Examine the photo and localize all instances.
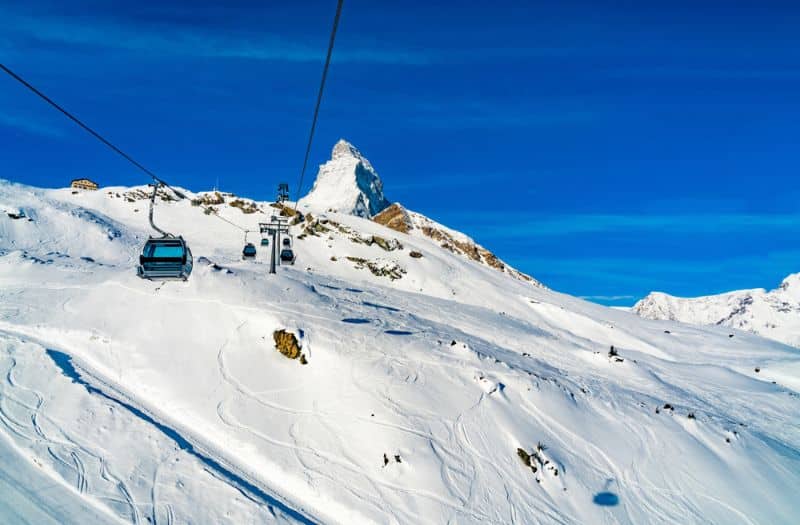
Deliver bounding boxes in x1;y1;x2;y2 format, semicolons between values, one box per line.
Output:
374;203;544;287
298;140;542;286
633;273;800;348
298;139;390;218
2;175;800;524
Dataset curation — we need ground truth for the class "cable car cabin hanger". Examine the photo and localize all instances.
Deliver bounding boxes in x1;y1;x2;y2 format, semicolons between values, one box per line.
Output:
0;64;195;282
137;182;194;281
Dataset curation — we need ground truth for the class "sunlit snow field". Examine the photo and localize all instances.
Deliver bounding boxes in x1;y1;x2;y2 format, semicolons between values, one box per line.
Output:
1;175;799;524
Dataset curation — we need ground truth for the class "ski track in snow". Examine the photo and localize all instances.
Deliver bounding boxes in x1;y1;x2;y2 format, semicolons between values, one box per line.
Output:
0;331;308;525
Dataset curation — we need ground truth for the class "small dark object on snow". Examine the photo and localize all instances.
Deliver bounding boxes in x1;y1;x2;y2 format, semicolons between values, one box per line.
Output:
450;340;457;346
754;367;760;373
517;448;532;468
383;453;389;467
729;334;734;338
394;455;401;463
664;403;674;410
688;412;696;420
608;346;618;357
664;330;671;334
522;352;530;357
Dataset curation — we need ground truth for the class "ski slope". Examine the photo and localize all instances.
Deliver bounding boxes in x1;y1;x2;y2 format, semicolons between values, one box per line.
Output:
1;153;799;524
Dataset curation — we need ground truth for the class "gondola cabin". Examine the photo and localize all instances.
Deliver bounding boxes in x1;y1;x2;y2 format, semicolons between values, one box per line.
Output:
280;248;296;265
137;237;193;280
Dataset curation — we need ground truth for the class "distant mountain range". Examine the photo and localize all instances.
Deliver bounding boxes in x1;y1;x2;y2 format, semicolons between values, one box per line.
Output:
633;273;800;348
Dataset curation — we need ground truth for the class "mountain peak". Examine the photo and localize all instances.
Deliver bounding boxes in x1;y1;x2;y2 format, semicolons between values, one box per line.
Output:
331;139;363;161
299;139;390;218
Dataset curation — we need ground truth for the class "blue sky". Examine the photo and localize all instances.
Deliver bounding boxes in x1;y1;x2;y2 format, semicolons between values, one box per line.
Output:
2;0;798;304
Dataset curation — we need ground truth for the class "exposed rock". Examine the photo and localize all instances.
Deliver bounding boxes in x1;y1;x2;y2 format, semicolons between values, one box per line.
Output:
228;199;259;214
373;203;412;234
273;330;306;363
191;192;225;206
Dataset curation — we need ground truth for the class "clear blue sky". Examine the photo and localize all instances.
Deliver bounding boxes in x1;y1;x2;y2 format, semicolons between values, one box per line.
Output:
2;1;798;304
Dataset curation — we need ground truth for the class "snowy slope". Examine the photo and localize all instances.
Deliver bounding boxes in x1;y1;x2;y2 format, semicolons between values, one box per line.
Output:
298;139;390;218
633;274;800;348
1;173;800;525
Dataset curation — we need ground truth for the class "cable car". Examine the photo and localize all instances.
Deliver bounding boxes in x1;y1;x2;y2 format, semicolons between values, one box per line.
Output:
138;236;193;280
243;242;257;259
280;248;296;265
136;182;193;281
260;238;270;246
282;237;291;247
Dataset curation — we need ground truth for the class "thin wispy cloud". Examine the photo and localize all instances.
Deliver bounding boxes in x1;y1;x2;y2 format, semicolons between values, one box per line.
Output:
440;212;800;238
508;250;800;288
579;294;635;301
0;8;433;65
0;111;64;138
604;65;800;80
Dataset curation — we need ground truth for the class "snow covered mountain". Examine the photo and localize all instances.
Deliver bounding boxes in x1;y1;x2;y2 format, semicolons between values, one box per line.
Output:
298;140;540;285
633;274;800;348
298;139;390;218
1;169;800;524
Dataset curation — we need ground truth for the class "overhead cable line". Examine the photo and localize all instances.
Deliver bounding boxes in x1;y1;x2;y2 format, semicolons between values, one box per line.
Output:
203;206;249;232
293;0;344;211
0;63;256;236
0;63;185;199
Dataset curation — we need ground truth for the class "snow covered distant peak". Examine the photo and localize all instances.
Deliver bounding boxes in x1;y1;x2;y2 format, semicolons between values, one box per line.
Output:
632;273;800;348
331;138;364;161
779;272;800;299
299;139;390;218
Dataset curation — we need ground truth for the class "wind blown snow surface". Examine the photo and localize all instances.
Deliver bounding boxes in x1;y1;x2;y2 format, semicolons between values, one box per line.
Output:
1;174;799;524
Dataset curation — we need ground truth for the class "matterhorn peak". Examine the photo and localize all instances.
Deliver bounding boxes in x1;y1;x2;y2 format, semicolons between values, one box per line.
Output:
298;139;390;218
331;139;365;161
